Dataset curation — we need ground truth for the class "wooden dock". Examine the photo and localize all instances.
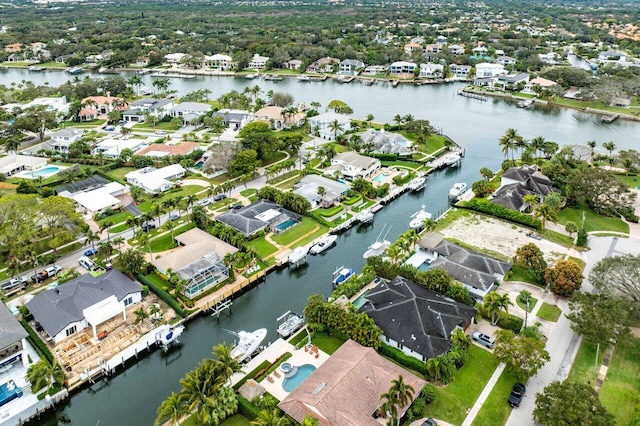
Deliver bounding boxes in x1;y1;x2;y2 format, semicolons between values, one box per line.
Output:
601;114;619;123
458;90;488;101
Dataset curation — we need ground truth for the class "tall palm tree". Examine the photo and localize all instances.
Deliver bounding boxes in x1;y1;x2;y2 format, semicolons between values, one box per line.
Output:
602;141;616;163
26;359;65;394
533;202;559;230
250;408;292;426
128;74;143;96
84;229;100;253
587;140;597;159
380;389;399;426
386;375;415;425
155;392;186;426
498;128;522;160
212;343;242;385
99;220;113;241
328;119;344;141
529;136;546;159
484;291;513;325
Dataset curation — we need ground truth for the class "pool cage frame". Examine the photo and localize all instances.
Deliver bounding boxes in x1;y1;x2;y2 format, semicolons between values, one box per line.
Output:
177;252;229;299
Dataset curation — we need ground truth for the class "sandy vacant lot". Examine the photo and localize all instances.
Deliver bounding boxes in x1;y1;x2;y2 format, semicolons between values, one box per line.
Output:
439;213;572;264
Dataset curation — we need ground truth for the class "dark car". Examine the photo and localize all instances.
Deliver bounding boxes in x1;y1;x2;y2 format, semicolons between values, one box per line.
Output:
31;270;48;283
84;247;98;257
508;383;526;408
141;221;157;231
228;202;243;210
213;194;227;201
421;419;438;426
168;212;180;221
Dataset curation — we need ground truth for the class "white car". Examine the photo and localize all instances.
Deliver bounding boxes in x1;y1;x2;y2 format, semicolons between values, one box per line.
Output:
195;198;211;207
472;332;495;349
155;130;167;135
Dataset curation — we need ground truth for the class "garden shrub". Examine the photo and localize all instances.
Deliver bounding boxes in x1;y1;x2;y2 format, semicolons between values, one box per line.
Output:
379;343;427;375
498;314;524;332
137;274;187;318
461;198;542;230
237;395;261;420
20;320;54;364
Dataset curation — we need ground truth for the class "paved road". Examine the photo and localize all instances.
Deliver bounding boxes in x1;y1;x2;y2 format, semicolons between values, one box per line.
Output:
505;235;638;425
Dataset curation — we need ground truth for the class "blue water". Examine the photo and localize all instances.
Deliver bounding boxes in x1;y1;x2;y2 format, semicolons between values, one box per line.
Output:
417;263;431;272
29;166;61;177
195;160;204;169
352;291;369;309
282;364;317;393
276;219;297;232
372;173;389;183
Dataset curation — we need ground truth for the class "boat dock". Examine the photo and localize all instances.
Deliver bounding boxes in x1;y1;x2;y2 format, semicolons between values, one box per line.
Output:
517;99;534;108
150;71;196;79
380;185;410;205
458;90;488;101
429;148;465;170
336;76;355;84
601;114;619;123
309;75;329;82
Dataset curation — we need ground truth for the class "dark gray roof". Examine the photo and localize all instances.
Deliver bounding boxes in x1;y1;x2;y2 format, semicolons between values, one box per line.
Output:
498;73;529;84
491;183;536;211
216;199;301;236
359;276;476;359
151;99;173;110
213;110;251;124
494;165;560;211
130;98;158;107
26;269;142;338
0;303;28;350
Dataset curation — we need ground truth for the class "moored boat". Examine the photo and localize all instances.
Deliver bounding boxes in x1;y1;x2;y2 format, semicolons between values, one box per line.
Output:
408;176;426;191
228;328;267;362
288;246;309;266
298;75;311;82
156;324;184;350
332;266;355;286
66;66;83;74
277;311;305;338
409;206;432;230
309;234;337;255
363;224;391;258
356;209;374;224
448;182;467;199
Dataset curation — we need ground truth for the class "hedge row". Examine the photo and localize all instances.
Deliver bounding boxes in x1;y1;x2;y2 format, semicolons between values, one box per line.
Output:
136;274;187;318
316;205;344;217
461;198;542;230
20;319;54;364
233;360;270;390
379;342;427;375
306;211;333;228
237;395;261;420
369;153;399;161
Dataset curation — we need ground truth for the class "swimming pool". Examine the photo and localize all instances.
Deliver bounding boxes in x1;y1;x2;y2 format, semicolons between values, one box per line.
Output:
275;218;297;232
418;262;431;272
352;290;370;309
23;165;65;179
372;173;389;183
282;363;316;393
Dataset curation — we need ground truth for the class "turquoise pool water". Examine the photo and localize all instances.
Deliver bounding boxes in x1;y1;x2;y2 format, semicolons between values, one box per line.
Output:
373;173;389;183
282;364;316;393
418;262;431;272
195;160;204;169
352;291;370;309
28;166;62;178
275;219;297;232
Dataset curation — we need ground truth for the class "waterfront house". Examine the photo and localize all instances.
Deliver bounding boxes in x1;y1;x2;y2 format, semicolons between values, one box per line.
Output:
164;52;188;66
279;339;426;426
475;62;506;78
389;61;417;75
0;302;29;370
418;233;512;300
491;164;561;212
0;154;47;178
81;96;126;116
496;56;517;66
450;64;471;79
135;141;200;158
25;96;70;117
203;54;233;70
129;98;174;118
153;228;238;299
362;64;388;75
125;164;186;194
48;128;83;152
212;109;253;130
419;63;444;79
358;276;476;360
26;269;143;344
359;128;413;156
495;73;530;90
307;111;352;140
282;59;302;70
216;199;301;237
93;137;149;159
327;151;381;180
306;57;339;73
168;102;211;125
523;77;559;94
293;174;350;209
253;106;305;130
3;43;22;53
247;54;269;70
448;44;466;55
338;59;365;75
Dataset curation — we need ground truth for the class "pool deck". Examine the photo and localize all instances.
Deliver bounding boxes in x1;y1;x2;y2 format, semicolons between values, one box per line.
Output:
404;248;436;268
13;165;67;180
230;336;330;402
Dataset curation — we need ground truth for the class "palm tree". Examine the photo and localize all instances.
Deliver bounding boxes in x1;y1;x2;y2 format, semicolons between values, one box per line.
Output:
587;140;597;159
164;220;176;244
533;202;559;230
451;328;471;350
137;232;153;261
155;392;187;426
529;136;546;159
212;343;242;385
120;126;132;140
250;408;292;426
380;389;399;426
484;291;513;325
133;306;149;325
84;229;100;253
26;359;65;394
385;375;415;425
328;119;344;141
393;114;403;126
603;141;616;163
99;220;113;241
498;128;522;160
422;218;437;234
366;114;374;127
128;74;143;96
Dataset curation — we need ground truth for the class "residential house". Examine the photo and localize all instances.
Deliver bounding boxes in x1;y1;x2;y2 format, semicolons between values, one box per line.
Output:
404;42;423;54
93;137;149;159
448;44;466;55
425;43;444;53
475;62;506;78
253;106;305;130
419;63;444;79
212;109;253;130
0;302;28;373
490;164;561;212
56;175;130;216
495;73;530;90
153;228;238;299
135;141;201;158
307;111;352;140
598;50;627;63
26;269;143;344
418;233;512;300
129;98;174;118
327;151;381;180
81;96;126;115
0;154;48;178
247;54;269;70
278;340;426;426
3;43;22;53
362;65;388;75
496;56;517;66
389;61;417;75
125;164;186;194
48;128;83;152
338;59;365;75
293;174;350;209
358;276;476;360
203;54;233;70
450;64;472;79
359;128;413;156
472;46;489;55
306;57;338;73
168;102;211;125
164;53;188;65
122;109;146;123
216;200;301;237
282;59;302;70
523;77;558;94
25;96;70;116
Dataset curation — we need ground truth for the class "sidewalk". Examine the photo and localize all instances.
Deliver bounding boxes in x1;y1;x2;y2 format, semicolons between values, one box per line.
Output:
461;363;506;426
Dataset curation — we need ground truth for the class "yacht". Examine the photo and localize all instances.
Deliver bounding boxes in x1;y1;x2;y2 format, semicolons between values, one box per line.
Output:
332;267;355;286
363;224;392;259
309;235;337;255
288;246;309;266
156;324;184;350
356;209;374;224
66;66;83;74
408;176;426;191
298;75;311;82
517;99;534;108
228;328;267;362
409;206;432;230
277;311;305;338
448;182;467;200
245;73;259;80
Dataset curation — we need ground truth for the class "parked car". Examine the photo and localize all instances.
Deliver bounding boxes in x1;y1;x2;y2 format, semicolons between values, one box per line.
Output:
527;231;542;240
168;212;180;221
421;419;438;426
227;202;243;210
155;130;167;135
2;276;27;292
45;265;63;276
472;332;495;349
84;247;98;257
141;221;156;231
105;125;116;131
195;198;211;207
213;194;227;201
508;383;526;407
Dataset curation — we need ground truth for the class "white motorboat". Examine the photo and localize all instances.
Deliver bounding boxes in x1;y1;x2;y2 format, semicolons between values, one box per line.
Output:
363;225;392;258
245;73;259;79
229;328;267;362
408;176;426;192
298;75;311;82
156;324;184;350
448;182;467;199
277;311;305;338
409;206;432;230
356;209;374;224
309;235;337;255
332;267;355;286
66;66;83;74
443;151;462;168
288;246;309;266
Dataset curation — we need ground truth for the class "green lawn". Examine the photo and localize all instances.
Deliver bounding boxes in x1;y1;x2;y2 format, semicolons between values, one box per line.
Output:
103;210;133;225
536;302;562;322
568;341;602;384
245;237;278;259
271;217;320;246
558;206;629;235
600;337;640;425
183;413;252;426
380;160;423;170
107;167;136;182
312;333;345;355
472;368;519;426
516;295;538;312
423;345;500;425
505;265;543;287
58;119;106;128
145;272;171;291
240;188;256;197
614;173;640;189
290;225;329;249
133;120;177;130
262;151;288;166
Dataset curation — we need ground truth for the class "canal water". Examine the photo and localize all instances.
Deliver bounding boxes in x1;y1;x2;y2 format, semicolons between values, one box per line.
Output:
3;67;635;425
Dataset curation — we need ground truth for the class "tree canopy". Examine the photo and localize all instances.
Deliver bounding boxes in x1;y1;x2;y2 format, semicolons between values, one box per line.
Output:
589;254;640;303
534;381;614;426
494;329;550;381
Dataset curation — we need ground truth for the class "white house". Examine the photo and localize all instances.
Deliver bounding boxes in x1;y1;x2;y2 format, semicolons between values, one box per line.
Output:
448;44;465;55
389;61;417;74
496;56;517;66
125;164;186;194
328;151;380;180
475;62;506;78
204;53;233;70
26;269;143;344
25;96;70;116
419;63;444;78
168;102;211;124
338;59;365;75
363;65;388;75
0;154;48;177
307;111;352;140
598;50;627;63
48;128;83;152
67;181;130;216
94;137;149;159
247;54;269;69
449;64;471;79
164;52;188;65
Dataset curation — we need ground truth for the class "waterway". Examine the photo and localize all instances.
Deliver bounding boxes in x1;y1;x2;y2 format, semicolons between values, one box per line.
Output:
2;67;635;425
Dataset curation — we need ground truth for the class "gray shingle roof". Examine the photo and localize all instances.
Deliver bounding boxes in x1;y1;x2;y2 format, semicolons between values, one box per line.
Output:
0;303;28;350
26;269;142;338
359;276;476;359
216;200;300;236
